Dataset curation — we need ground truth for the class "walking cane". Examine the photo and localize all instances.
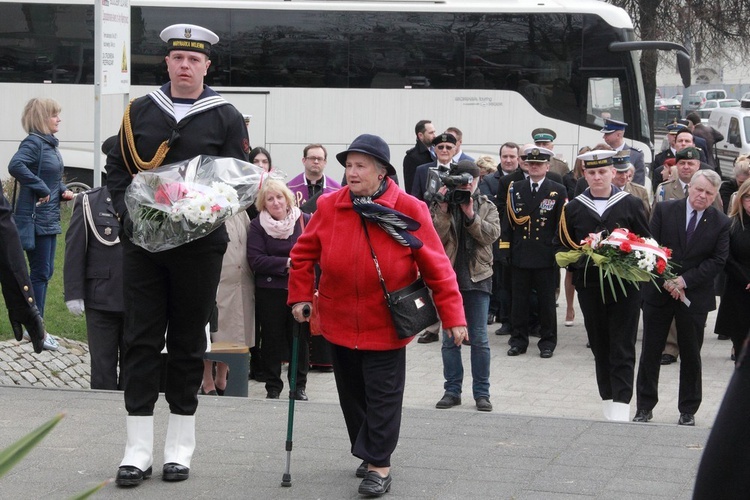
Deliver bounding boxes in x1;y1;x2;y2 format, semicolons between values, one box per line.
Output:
281;304;310;487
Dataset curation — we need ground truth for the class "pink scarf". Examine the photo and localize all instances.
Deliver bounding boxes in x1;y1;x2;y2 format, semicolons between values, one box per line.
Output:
259;206;301;239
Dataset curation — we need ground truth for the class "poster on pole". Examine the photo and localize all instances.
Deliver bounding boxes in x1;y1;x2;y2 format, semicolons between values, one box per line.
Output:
98;0;130;95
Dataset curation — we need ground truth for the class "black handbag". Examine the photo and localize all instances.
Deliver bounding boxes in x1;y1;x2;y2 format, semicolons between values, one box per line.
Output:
11;136;44;251
361;218;439;339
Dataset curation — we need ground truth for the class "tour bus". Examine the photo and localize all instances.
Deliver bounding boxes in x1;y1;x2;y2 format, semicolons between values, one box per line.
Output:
0;0;690;188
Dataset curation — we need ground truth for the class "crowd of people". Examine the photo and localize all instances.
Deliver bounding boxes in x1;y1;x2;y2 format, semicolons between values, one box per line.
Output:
4;21;750;498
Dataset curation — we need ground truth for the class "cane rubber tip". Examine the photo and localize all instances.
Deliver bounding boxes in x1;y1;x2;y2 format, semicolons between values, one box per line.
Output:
281;480;292;487
281;474;292;487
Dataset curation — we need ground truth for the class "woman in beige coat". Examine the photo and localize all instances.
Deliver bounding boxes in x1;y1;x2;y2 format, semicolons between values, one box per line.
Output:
201;211;255;394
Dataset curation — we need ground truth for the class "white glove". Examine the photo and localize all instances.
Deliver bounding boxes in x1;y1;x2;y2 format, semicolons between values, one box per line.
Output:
66;299;85;316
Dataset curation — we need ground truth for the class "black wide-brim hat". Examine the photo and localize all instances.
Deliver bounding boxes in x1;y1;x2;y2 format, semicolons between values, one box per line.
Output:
336;134;396;177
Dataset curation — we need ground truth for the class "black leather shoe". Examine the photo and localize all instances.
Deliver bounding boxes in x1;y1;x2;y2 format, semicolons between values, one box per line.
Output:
417;331;439;344
487;313;496;325
476;397;493;412
162;462;189;481
358;471;392;497
266;390;280;399
717;334;730;340
507;346;527;356
356;460;369;478
435;394;461;409
494;323;511;336
632;409;653;423
660;354;677;365
540;349;554;359
293;388;308;401
678;413;695;426
116;465;152;487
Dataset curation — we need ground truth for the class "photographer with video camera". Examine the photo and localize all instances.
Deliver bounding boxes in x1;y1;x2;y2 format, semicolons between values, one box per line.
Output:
430;160;501;411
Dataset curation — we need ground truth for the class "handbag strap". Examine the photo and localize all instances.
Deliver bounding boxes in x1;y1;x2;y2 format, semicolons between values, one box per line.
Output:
360;216;391;303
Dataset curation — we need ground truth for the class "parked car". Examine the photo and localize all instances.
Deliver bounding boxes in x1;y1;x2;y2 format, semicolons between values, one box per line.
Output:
696;98;740;120
654;98;681;124
683;94;703;113
742;91;750;103
695;89;728;104
707;100;750;178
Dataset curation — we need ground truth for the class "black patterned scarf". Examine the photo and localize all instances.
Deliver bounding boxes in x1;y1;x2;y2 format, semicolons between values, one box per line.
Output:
351;180;423;249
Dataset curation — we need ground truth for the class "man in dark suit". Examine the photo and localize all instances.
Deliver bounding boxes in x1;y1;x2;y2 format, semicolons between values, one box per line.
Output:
601;118;646;186
64;186;124;390
402;120;435;192
0;190;45;353
480;142;521;329
500;147;566;358
634;169;730;426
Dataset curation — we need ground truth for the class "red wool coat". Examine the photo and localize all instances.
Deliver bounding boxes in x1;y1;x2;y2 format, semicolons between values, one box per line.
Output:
288;179;465;350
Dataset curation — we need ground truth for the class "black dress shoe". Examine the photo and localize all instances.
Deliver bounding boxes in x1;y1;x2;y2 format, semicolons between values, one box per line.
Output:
495;323;511;335
162;462;189;481
487;313;496;325
266;390;280;399
717;334;730;340
358;471;392;497
678;413;695;426
435;394;461;409
356;460;369;478
660;354;677;365
540;349;554;359
632;409;653;423
116;465;152;487
507;346;527;356
476;397;493;412
417;331;439;344
293;388;309;401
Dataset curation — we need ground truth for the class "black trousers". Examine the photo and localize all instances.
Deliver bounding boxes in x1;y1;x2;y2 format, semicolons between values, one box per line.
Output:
509;266;557;351
693;343;750;499
121;234;226;416
577;285;640;403
330;344;406;468
255;287;308;394
636;300;707;414
86;307;125;390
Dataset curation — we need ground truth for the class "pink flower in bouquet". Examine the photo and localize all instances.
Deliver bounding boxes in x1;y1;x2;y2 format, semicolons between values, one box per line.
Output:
155;182;189;206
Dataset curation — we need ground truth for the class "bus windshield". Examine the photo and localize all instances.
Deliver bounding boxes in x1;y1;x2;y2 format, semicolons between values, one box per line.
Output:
0;0;679;186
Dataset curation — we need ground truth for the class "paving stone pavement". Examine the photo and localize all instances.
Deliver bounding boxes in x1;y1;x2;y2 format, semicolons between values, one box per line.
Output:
0;296;735;498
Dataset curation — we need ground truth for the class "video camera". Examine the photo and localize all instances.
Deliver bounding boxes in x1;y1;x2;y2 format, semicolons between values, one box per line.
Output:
423;166;474;205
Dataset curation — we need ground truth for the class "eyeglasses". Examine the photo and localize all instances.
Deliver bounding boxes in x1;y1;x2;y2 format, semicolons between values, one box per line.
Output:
436;145;454;151
305;156;326;162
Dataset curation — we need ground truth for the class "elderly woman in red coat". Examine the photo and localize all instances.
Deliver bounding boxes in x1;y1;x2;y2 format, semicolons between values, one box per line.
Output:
289;134;466;497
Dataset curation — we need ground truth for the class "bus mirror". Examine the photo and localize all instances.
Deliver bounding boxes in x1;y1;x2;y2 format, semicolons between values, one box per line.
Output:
608;41;691;88
676;51;691;88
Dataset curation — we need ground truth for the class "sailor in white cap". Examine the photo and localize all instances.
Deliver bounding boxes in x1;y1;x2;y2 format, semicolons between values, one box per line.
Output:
556;148;650;423
107;23;250;488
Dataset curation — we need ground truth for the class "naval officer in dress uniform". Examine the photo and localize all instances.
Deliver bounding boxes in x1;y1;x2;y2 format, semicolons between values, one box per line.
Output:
0;190;45;353
500;146;566;358
555;150;650;422
106;23;250;487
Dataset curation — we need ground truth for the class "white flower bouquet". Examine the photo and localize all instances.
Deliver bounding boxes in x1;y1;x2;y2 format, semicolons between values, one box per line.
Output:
125;155;264;252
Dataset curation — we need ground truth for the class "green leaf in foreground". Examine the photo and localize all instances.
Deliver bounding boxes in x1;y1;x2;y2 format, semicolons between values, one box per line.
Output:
0;413;64;479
